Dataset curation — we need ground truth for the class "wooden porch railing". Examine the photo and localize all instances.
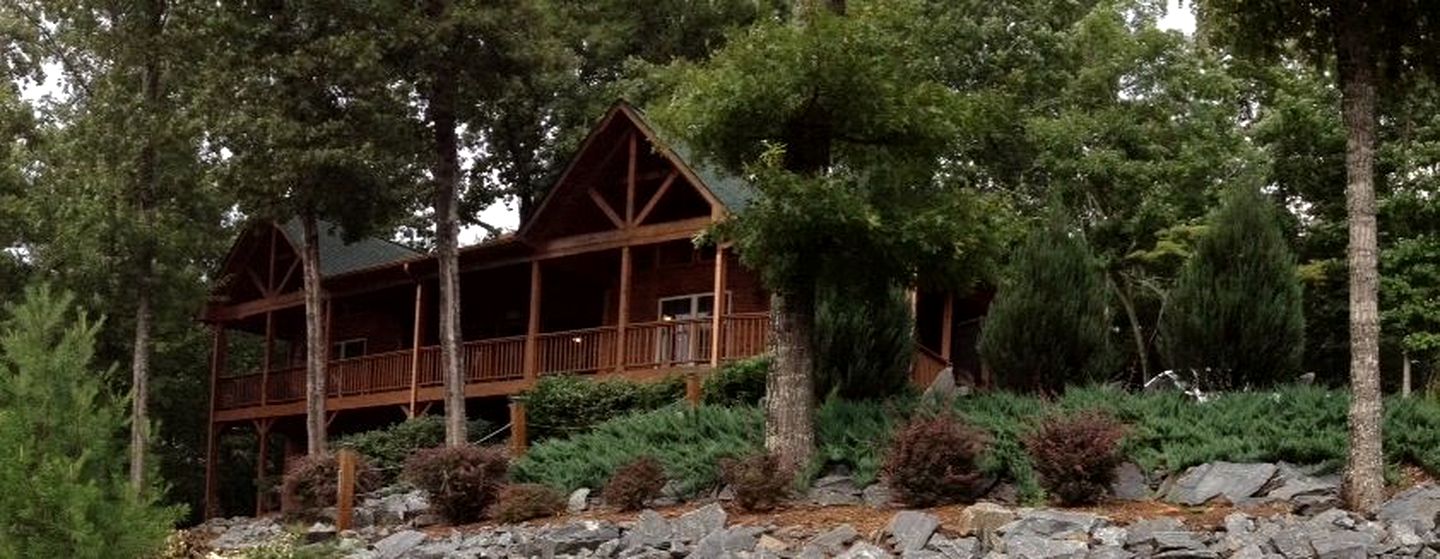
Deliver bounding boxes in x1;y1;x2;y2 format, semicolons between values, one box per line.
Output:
912;344;949;388
214;313;774;411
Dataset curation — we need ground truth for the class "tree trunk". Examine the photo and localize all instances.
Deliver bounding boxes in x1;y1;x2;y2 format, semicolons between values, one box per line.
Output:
765;290;816;476
1112;273;1149;386
129;0;164;489
425;1;467;447
301;214;328;455
1337;13;1384;514
1402;349;1412;398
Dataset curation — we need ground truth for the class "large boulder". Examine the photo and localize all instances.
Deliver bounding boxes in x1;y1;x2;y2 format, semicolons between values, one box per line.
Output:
542;520;620;555
1163;462;1278;506
624;509;674;550
886;511;940;552
1377;484;1440;533
674;503;728;543
371;529;427;559
1111;463;1152;502
1001;510;1104;541
1002;534;1088;559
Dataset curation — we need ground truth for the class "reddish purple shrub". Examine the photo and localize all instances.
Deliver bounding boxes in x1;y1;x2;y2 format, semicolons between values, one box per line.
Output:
403;445;509;524
882;415;989;507
601;456;667;511
492;483;567;524
281;452;380;514
1024;410;1127;505
719;452;790;512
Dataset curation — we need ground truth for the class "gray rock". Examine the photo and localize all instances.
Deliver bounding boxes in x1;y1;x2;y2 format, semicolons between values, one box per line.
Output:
903;550;948;559
811;474;864;506
1125;518;1185;547
691;526;763;558
1231;544;1268;559
1112;463;1151;501
1164;462;1279;506
1308;531;1375;559
1268;526;1315;559
674;504;727;543
546;520;621;554
929;536;980;559
1094;526;1127;548
840;541;897;559
810;524;861;555
568;488;592;514
958;502;1018;547
1264;464;1340;502
1377;485;1440;533
1150;531;1208;552
625;509;673;550
865;484;895;508
305;522;337;544
372;530;427;559
1087;546;1132;559
888;511;941;552
923;367;957;401
1001;510;1103;541
1003;534;1088;559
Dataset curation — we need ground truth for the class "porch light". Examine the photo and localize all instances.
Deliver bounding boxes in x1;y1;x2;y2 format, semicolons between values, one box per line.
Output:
571;336;584;343
662;315;674;321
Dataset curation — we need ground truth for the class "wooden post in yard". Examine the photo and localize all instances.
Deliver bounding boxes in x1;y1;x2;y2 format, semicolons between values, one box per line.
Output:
509;399;528;457
710;245;727;367
336;449;358;531
686;372;702;408
409;281;425;417
940;292;954;361
616;246;631;372
203;325;226;520
524;260;542;383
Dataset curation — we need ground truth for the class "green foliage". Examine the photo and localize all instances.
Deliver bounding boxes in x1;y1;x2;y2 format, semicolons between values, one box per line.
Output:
0;285;180;558
814;285;915;400
600;456;668;511
493;483;566;524
334;416;495;481
521;374;684;440
702;356;770;406
813;397;913;486
402;445;510;525
979;214;1111;392
1159;187;1305;389
511;405;763;497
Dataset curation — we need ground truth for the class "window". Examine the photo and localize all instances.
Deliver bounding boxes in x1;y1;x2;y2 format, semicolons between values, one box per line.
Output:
654;293;730;364
331;339;367;360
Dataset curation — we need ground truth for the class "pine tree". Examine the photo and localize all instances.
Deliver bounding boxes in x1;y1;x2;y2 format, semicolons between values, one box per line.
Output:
0;285;179;558
1159;187;1304;389
978;215;1110;393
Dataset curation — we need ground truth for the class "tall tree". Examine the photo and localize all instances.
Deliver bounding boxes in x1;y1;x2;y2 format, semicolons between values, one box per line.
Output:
200;1;420;454
1193;0;1440;512
659;0;1002;473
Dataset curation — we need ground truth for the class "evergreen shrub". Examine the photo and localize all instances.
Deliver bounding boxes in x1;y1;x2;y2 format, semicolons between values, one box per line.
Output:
1024;410;1127;505
281;452;380;514
702;356;770;406
403;445;509;524
522;374;684;440
719;452;791;512
978;214;1110;392
1159;187;1304;389
882;414;989;507
0;285;182;558
814;284;914;399
601;456;667;511
492;483;566;524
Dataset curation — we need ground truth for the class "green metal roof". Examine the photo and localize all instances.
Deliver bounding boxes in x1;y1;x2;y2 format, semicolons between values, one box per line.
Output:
277;219;421;279
627;105;757;213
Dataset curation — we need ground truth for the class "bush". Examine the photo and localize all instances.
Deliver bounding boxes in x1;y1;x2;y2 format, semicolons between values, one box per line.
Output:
815;284;914;400
492;483;566;524
522;375;684;440
703;356;770;406
0;286;182;558
1024;411;1128;505
813;397;914;485
720;452;791;512
1159;187;1304;389
402;445;509;524
601;456;667;511
281;452;381;514
883;415;989;507
334;416;494;481
978;213;1110;392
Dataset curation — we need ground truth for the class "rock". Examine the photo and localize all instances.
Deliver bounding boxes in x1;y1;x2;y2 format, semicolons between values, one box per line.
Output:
372;530;427;559
1094;526;1127;548
1309;531;1375;559
957;502;1018;546
811;474;864;506
903;550;947;559
209;518;284;550
624;509;673;549
758;534;790;552
929;536;980;559
864;484;894;508
1164;462;1279;506
809;524;861;555
888;511;941;552
984;482;1019;505
1001;510;1103;541
568;488;591;514
840;541;897;559
1087;546;1132;559
691;526;763;558
1264;464;1340;502
1268;526;1314;559
1111;463;1151;501
305;522;337;544
1231;544;1267;559
1377;484;1440;532
923;367;957;400
1003;534;1088;559
1150;531;1208;552
545;520;620;554
674;503;727;543
1125;518;1185;547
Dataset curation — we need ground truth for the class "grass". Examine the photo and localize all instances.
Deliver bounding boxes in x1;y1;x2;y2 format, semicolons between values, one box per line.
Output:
511;385;1440;505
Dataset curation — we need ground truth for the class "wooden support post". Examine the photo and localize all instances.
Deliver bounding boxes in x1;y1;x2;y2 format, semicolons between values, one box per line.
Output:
409;282;425;417
710;246;728;367
509;400;528;457
335;449;358;531
686;372;701;408
616;247;631;372
261;310;273;406
254;418;272;516
940;292;954;361
204;325;226;519
524;260;542;382
1403;349;1413;398
626;132;637;225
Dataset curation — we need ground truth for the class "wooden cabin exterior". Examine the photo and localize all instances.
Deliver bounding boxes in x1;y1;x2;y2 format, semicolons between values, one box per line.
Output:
200;102;978;517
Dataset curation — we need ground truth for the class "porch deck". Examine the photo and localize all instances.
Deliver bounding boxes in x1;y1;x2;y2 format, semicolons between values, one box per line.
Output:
213;312;771;421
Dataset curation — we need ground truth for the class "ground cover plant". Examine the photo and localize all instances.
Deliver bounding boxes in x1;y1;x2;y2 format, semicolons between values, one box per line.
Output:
521;375;685;440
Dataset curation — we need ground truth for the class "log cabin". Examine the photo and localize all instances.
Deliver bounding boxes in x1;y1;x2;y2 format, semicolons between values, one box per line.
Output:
199;101;984;517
